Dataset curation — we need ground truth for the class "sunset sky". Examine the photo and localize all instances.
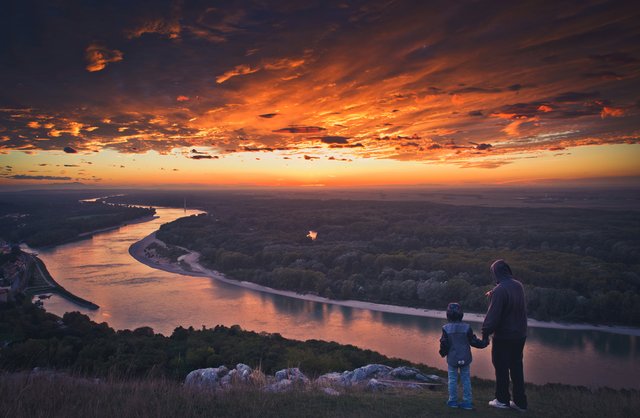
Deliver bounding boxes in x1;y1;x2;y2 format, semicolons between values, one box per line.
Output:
1;0;639;187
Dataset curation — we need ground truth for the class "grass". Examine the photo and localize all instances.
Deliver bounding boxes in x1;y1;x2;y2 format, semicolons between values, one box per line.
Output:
2;372;638;418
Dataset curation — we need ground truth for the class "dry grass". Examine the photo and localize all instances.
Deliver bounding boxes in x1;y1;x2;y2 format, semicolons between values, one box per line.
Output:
1;372;638;418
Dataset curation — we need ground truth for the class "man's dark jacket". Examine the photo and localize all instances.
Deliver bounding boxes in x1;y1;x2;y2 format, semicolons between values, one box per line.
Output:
481;260;527;340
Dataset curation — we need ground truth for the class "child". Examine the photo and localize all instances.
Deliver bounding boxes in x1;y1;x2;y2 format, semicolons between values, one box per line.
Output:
439;302;488;410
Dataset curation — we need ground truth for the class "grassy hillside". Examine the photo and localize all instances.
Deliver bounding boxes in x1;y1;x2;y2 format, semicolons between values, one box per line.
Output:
2;372;637;418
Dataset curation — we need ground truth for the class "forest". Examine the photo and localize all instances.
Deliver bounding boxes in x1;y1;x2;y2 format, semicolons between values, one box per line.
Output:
108;190;640;326
0;190;154;247
0;299;420;379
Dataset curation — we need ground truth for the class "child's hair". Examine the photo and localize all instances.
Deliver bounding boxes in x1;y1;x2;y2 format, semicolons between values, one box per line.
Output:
446;302;463;321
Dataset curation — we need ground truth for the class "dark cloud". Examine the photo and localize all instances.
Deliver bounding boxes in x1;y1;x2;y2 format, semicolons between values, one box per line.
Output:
64;164;79;167
313;136;350;144
451;86;502;95
7;175;73;180
63;147;77;154
329;143;364;148
190;155;217;159
581;71;625;80
274;126;326;134
471;143;492;151
552;92;599;103
258;113;278;118
589;53;637;66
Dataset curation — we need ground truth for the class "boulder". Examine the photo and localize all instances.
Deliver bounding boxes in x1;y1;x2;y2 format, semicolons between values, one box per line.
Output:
366;378;392;392
322;387;341;396
274;367;309;384
348;364;392;383
425;374;446;384
317;372;346;386
184;366;229;389
265;378;293;393
236;363;253;381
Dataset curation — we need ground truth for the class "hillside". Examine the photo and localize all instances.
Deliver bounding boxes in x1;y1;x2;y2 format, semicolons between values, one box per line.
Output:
1;300;638;417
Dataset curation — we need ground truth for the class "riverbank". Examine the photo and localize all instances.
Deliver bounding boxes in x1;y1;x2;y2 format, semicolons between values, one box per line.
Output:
77;214;158;238
129;233;640;337
26;255;99;310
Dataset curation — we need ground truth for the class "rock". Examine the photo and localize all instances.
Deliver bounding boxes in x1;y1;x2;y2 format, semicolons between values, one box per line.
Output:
322;387;341;396
265;378;293;393
348;364;392;383
366;378;391;392
236;363;253;381
390;366;418;380
425;374;446;384
184;366;229;389
219;372;233;388
317;372;345;386
274;367;309;383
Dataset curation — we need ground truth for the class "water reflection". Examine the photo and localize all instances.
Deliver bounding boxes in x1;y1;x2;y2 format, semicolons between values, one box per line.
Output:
38;207;640;390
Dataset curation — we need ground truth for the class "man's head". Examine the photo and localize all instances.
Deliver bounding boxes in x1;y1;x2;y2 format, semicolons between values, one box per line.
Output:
446;302;463;321
490;259;513;284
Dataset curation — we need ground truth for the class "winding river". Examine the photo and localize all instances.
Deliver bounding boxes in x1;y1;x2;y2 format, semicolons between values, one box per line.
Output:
38;207;639;389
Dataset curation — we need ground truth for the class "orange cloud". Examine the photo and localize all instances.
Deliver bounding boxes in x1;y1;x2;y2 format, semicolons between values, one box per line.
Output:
216;57;306;84
176;96;190;102
538;105;553;112
600;106;625;119
85;44;123;72
216;65;259;83
126;19;181;39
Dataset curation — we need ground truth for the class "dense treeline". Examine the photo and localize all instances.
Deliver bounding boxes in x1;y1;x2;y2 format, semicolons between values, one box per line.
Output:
0;301;422;379
0;191;154;247
128;193;640;326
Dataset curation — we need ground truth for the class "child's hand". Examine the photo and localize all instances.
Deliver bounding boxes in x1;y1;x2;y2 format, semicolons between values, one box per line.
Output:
485;290;493;297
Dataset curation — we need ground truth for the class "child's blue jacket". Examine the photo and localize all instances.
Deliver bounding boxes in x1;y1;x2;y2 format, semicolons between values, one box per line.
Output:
439;322;487;367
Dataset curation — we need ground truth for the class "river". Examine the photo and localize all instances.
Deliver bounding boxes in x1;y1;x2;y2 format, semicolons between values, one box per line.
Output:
38;207;640;389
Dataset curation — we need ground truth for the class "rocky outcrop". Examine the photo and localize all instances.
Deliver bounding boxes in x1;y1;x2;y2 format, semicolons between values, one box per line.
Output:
184;363;444;395
316;364;443;388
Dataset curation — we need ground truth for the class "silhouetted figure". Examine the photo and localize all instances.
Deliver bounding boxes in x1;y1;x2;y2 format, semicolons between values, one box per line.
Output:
482;259;528;411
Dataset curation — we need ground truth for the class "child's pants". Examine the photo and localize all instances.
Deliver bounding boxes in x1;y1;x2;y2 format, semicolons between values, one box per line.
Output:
448;364;472;405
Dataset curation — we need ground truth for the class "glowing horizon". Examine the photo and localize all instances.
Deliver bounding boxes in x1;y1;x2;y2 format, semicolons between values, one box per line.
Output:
1;1;639;188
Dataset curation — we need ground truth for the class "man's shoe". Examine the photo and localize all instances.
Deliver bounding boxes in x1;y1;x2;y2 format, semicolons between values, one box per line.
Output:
447;400;459;408
488;399;510;409
510;401;527;412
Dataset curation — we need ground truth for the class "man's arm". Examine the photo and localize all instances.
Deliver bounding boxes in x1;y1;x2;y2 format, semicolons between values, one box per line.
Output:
482;286;505;339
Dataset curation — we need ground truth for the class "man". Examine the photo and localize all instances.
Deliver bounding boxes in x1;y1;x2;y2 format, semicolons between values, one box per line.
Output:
482;259;528;412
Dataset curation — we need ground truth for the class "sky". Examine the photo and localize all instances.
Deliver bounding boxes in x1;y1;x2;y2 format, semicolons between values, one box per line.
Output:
1;0;639;187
